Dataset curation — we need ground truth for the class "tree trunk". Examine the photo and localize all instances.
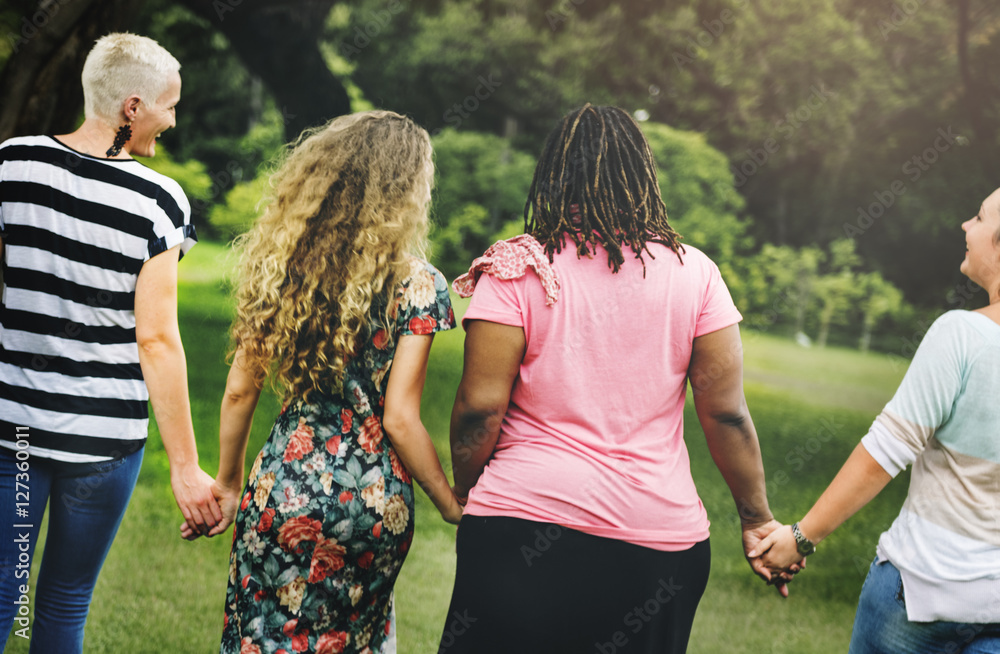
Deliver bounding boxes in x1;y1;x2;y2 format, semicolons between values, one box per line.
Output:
859;317;872;353
794;277;810;334
176;0;351;141
0;0;139;142
817;306;832;348
956;0;1000;181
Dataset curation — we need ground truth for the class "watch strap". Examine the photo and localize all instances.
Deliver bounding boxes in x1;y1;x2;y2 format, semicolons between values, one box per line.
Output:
791;521;816;556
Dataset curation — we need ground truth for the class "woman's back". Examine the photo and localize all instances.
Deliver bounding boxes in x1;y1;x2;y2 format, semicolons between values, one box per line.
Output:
863;309;1000;623
462;242;742;551
0;135;193;463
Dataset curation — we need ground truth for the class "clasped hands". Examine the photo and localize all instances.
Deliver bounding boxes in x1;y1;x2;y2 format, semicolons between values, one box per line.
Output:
743;520;808;597
176;473;242;541
177;478;464;540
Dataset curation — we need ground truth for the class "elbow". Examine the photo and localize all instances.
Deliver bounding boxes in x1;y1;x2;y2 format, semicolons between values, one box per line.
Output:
452;404;503;436
453;386;507;427
449;405;503;458
381;413;403;438
696;399;751;431
136;332;179;359
710;410;748;428
382;410;420;441
693;390;750;427
223;386;258;409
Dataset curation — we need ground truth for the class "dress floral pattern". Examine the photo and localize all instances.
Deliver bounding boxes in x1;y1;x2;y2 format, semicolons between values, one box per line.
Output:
220;260;455;654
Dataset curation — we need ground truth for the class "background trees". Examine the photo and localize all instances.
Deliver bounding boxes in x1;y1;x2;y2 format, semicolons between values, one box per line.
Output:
2;0;995;351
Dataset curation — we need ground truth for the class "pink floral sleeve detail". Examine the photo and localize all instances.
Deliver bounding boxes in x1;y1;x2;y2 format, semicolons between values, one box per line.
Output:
452;234;561;306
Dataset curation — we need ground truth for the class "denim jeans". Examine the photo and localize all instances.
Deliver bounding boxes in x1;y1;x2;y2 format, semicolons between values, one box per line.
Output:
850;556;1000;654
0;445;144;653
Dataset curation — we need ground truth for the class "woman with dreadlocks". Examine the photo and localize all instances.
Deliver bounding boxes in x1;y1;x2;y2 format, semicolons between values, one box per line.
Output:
441;104;785;653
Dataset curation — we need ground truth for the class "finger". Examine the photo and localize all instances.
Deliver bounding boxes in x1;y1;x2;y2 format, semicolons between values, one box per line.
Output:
186;505;210;534
752;560;773;582
179;521;199;540
776;582;789;598
198;499;220;529
179;503;194;527
207;519;231;538
208;494;224;523
746;534;775;559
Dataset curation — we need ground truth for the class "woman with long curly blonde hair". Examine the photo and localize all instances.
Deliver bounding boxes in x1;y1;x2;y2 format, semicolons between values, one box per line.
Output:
190;111;462;654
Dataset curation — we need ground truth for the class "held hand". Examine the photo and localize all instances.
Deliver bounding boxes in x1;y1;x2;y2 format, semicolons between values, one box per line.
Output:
440;492;464;525
747;524;806;573
742;519;798;597
171;464;223;539
452;484;469;507
180;479;242;540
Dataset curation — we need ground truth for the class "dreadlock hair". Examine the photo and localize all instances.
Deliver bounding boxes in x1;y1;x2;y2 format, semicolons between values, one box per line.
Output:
524;104;684;273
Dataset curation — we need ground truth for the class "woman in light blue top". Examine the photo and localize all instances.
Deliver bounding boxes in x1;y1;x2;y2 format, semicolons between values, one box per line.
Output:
749;187;1000;653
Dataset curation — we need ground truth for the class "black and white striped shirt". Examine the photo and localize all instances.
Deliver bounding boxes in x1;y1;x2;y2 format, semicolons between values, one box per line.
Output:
0;135;196;462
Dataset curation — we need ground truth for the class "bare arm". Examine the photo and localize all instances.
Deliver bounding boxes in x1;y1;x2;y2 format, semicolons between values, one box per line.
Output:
689;324;788;592
135;245;221;535
748;442;892;569
449;320;525;501
382;334;462;523
182;348;263;539
214;348;263;492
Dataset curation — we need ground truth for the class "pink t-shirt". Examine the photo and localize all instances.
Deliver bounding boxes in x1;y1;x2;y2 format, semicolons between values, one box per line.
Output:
461;242;742;551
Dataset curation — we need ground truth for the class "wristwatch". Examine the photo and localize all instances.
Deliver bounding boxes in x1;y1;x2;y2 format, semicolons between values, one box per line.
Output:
791;522;816;556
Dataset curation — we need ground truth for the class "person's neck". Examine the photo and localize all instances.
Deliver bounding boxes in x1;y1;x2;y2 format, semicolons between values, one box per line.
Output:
976;284;1000;326
55;118;131;159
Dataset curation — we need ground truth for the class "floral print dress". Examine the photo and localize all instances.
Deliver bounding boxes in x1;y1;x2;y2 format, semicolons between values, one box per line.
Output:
220;260;455;654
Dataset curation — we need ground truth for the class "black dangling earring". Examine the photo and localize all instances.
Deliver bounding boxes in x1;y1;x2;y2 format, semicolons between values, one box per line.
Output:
106;121;132;157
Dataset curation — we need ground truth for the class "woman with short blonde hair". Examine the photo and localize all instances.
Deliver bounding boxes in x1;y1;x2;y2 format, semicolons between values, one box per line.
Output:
0;32;218;653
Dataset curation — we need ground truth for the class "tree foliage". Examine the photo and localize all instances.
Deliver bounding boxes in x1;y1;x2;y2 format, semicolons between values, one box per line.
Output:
323;0;1000;306
1;0;990;351
427;129;536;277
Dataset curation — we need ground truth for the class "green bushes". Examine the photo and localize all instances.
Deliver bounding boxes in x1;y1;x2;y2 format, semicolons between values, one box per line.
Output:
194;119;916;354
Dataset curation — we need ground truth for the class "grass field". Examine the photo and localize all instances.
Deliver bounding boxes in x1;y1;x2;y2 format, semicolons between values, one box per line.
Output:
5;241;911;654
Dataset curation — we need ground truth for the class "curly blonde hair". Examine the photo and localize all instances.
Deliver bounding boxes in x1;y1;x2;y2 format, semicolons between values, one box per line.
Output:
231;110;433;400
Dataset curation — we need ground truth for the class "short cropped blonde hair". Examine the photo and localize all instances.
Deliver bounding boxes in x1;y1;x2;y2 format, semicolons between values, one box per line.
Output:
81;33;180;124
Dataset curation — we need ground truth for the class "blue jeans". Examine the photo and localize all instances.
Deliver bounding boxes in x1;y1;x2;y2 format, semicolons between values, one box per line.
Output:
850;556;1000;654
0;445;143;653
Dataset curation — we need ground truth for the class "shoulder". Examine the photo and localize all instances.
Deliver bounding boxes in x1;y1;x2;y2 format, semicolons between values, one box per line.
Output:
928;310;978;337
395;257;456;333
400;257;449;290
0;135;48;149
911;311;995;368
128;163;191;213
926;310;999;346
646;242;723;282
0;135;57;163
672;243;713;268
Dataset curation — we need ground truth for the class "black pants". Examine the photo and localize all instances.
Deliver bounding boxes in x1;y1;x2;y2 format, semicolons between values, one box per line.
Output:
438;516;711;654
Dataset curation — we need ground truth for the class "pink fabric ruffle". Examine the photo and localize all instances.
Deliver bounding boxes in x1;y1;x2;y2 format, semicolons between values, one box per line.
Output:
452;234;561;306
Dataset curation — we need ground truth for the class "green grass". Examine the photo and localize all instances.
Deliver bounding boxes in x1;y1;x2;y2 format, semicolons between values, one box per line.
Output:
5;242;909;653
